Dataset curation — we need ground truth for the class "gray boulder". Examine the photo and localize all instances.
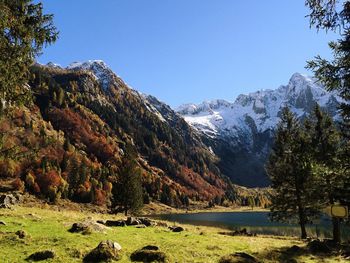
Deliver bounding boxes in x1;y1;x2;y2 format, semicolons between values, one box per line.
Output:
83;240;122;262
0;194;18;209
126;217;142;226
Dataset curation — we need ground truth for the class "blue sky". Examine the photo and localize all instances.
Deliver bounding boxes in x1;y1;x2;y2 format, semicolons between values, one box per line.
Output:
38;0;337;108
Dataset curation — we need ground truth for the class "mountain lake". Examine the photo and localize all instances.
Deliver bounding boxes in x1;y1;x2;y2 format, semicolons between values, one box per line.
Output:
155;212;350;241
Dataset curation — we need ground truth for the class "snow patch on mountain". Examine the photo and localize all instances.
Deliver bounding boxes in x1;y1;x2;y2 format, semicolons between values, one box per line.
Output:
67;60;121;92
177;73;340;139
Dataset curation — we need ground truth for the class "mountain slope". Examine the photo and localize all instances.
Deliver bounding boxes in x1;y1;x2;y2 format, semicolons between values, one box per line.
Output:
7;60;238;207
177;73;341;187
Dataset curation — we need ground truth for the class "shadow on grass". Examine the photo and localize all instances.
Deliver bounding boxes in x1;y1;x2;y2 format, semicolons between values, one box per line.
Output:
254;240;350;263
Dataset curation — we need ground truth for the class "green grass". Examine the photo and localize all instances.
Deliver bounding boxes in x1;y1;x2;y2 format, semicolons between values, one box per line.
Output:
0;206;347;262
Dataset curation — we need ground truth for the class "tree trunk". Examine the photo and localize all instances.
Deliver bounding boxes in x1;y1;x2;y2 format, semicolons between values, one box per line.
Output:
300;220;307;239
295;178;307;239
332;217;341;243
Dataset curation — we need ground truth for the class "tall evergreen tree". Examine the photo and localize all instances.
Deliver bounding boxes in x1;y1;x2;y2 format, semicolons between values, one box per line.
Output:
266;107;320;239
306;0;350;220
0;0;58;111
307;104;343;242
112;147;143;215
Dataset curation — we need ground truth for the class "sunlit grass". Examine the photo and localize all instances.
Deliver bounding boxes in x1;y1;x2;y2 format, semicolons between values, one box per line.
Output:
0;206;347;262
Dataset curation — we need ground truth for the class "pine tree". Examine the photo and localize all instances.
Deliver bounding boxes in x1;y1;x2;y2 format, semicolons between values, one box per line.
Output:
266;107;320;239
306;0;350;229
112;148;143;215
0;0;58;112
307;104;344;242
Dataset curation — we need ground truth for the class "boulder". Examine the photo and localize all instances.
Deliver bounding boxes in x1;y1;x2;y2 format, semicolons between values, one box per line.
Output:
126;217;142;226
83;240;122;262
169;226;184;232
219;252;258;263
307;240;332;254
26;250;55;261
138;218;155;227
15;230;27;239
105;220;126;227
0;194;18;209
130;245;166;262
69;221;108;234
69;223;91;234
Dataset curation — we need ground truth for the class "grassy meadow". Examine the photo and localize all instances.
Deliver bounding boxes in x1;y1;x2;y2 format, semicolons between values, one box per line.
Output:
0;205;348;262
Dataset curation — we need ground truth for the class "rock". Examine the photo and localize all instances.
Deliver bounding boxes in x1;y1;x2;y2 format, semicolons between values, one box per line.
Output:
16;230;26;239
138;218;154;227
69;221;109;234
169;226;184;232
69;223;91;234
307;240;332;254
130;245;166;262
105;220;126;227
0;221;6;225
0;194;18;209
83;240;122;262
219;252;258;263
126;217;141;226
26;250;55;261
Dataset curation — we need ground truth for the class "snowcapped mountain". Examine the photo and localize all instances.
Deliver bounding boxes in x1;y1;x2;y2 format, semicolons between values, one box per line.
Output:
67;60;124;92
46;60;341;188
177;73;341;187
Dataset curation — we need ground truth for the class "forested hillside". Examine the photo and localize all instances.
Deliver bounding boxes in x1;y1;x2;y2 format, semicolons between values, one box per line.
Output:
2;61;265;208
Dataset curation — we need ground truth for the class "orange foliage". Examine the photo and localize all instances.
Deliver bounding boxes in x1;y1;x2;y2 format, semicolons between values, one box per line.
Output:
93;189;106;206
36;170;63;195
47;108;117;163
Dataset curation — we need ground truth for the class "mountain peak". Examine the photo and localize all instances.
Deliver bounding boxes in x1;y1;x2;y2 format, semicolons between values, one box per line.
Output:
67;60;108;69
67;60;117;91
288;72;314;88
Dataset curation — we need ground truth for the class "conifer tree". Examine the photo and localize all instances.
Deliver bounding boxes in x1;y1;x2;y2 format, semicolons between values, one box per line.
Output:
307;104;344;242
266;107;320;239
112;147;143;215
306;0;350;222
0;0;58;111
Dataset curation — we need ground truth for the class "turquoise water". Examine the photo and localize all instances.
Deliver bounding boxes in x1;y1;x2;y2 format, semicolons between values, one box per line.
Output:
156;212;350;241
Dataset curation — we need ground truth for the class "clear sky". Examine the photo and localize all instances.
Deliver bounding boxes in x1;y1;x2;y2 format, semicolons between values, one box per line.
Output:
38;0;337;108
